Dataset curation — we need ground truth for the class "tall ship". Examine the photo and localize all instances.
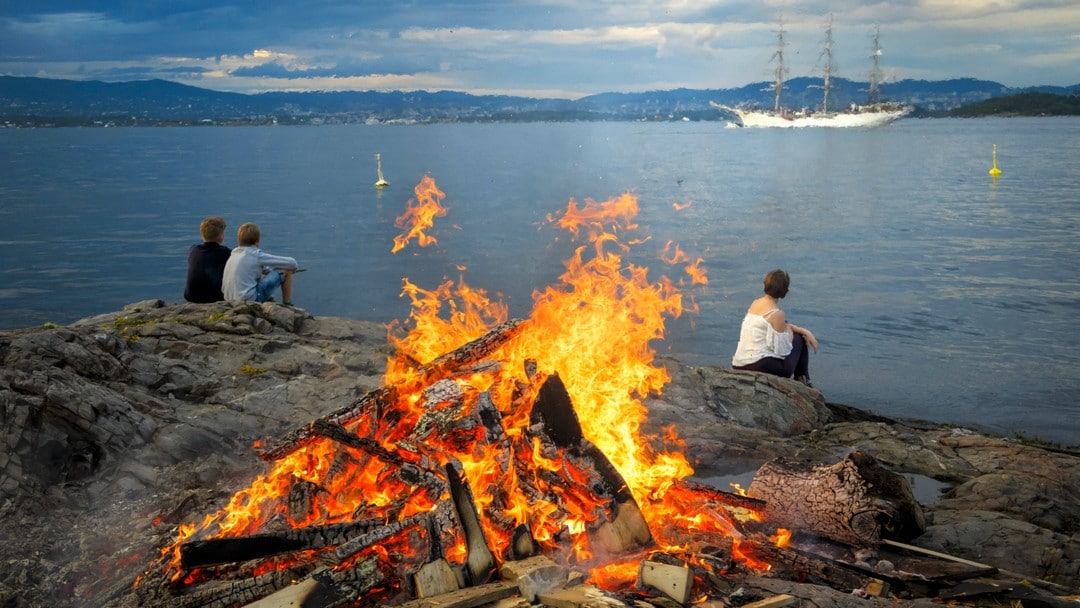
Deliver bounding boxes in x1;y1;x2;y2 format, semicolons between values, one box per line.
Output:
717;17;911;128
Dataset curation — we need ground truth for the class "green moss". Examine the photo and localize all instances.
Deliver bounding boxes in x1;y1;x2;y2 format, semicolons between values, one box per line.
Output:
103;316;153;342
205;312;229;323
238;364;267;375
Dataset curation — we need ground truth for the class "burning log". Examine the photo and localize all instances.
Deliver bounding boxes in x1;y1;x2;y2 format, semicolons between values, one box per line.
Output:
445;462;498;585
747;451;925;546
528;373;653;554
258;319;526;461
672;478;767;511
179;519;389;569
332;510;432;565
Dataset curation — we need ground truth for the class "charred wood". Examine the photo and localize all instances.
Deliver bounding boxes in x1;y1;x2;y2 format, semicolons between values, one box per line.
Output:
169;565;315;608
310;418;404;465
529;373;653;553
241;567;346;608
179;519;388;569
417;319;526;383
332;512;427;565
673;479;766;511
257;387;395;461
258;319;525;461
446;461;498;585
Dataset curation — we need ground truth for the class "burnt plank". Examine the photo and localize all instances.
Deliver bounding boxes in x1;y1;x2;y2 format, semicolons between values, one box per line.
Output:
180;519;385;569
446;462;498;585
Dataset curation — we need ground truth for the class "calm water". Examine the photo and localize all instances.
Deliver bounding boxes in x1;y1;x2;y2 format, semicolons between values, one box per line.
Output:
2;119;1078;445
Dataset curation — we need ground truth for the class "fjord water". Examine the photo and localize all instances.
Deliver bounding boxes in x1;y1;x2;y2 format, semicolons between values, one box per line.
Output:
2;118;1078;445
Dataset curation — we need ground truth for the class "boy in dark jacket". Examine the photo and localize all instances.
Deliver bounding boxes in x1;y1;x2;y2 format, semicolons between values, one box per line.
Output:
184;217;231;303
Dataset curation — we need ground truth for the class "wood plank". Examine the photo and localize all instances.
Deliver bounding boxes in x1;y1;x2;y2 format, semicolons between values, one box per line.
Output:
537;584;624;608
740;594;796;608
639;560;693;604
881;539;996;571
500;555;568;603
413;559;461;598
242;568;344;608
394;581;520;608
446;462;497;585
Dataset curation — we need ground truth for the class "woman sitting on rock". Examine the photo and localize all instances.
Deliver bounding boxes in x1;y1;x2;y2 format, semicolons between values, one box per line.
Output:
731;268;818;386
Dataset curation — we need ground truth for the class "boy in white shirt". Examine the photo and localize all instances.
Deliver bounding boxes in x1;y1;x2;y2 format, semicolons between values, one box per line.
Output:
222;223;299;306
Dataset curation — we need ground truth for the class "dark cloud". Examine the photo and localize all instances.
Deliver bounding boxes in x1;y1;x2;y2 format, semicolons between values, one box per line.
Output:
1;1;1077;93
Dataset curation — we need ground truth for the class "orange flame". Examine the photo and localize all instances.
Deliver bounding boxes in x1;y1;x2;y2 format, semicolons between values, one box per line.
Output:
659;240;709;287
772;528;792;548
391;175;447;253
157;181;770;595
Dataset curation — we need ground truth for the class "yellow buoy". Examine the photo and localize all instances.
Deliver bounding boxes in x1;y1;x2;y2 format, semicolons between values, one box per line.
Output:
989;144;1002;177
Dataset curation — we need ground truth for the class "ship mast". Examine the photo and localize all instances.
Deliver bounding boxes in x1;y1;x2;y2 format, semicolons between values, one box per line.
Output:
770;17;787;112
819;13;834;113
868;24;883;104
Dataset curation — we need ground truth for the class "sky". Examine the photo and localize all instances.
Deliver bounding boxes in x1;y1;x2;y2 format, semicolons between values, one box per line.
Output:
1;1;1078;99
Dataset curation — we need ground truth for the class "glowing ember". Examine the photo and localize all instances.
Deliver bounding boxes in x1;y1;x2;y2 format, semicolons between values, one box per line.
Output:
153;177;769;601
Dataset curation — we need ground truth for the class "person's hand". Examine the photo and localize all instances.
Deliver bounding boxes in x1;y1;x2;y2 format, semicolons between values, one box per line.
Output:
802;329;819;353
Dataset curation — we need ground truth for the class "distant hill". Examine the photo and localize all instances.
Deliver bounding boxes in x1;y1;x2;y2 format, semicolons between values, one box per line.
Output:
1;75;1078;126
945;91;1080;117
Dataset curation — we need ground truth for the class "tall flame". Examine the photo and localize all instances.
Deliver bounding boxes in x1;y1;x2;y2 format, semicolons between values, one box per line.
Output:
391;175;447;253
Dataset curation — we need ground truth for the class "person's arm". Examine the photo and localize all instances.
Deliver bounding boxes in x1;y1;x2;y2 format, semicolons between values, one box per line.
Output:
768;310;819;353
257;251;299;271
788;322;819;352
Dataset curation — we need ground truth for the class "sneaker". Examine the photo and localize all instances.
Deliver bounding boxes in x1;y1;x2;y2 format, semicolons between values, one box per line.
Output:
796;375;814;388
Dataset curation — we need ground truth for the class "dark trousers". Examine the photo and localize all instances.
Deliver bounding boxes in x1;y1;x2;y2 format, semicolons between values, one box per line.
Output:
734;333;810;379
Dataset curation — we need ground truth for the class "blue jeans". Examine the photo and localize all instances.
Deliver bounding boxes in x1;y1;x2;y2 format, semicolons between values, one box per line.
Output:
254;270;284;303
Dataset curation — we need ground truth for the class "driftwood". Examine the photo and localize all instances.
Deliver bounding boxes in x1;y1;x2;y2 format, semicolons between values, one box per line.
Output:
747;451;925;546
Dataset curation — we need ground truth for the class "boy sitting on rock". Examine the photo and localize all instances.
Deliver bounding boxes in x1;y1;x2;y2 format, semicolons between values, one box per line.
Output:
222;223;299;306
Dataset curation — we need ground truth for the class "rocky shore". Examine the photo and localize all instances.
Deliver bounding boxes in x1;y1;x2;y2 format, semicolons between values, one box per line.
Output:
1;300;1077;607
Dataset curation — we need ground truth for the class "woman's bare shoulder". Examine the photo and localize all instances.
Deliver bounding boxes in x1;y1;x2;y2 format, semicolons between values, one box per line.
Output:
747;296;778;315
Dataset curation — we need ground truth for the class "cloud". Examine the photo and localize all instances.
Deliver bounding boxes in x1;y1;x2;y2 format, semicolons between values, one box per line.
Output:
3;11;149;37
0;1;1076;94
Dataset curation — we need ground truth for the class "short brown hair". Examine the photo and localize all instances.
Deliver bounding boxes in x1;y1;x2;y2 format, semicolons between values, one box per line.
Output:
199;217;226;242
763;268;790;299
237;223;260;247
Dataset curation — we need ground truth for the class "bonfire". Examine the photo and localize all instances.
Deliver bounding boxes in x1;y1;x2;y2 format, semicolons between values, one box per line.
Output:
133;177;787;607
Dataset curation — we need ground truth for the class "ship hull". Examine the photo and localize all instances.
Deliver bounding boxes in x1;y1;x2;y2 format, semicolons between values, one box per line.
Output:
732;106;909;128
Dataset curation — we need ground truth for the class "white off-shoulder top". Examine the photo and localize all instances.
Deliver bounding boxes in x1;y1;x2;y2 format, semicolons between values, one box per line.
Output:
731;309;793;366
